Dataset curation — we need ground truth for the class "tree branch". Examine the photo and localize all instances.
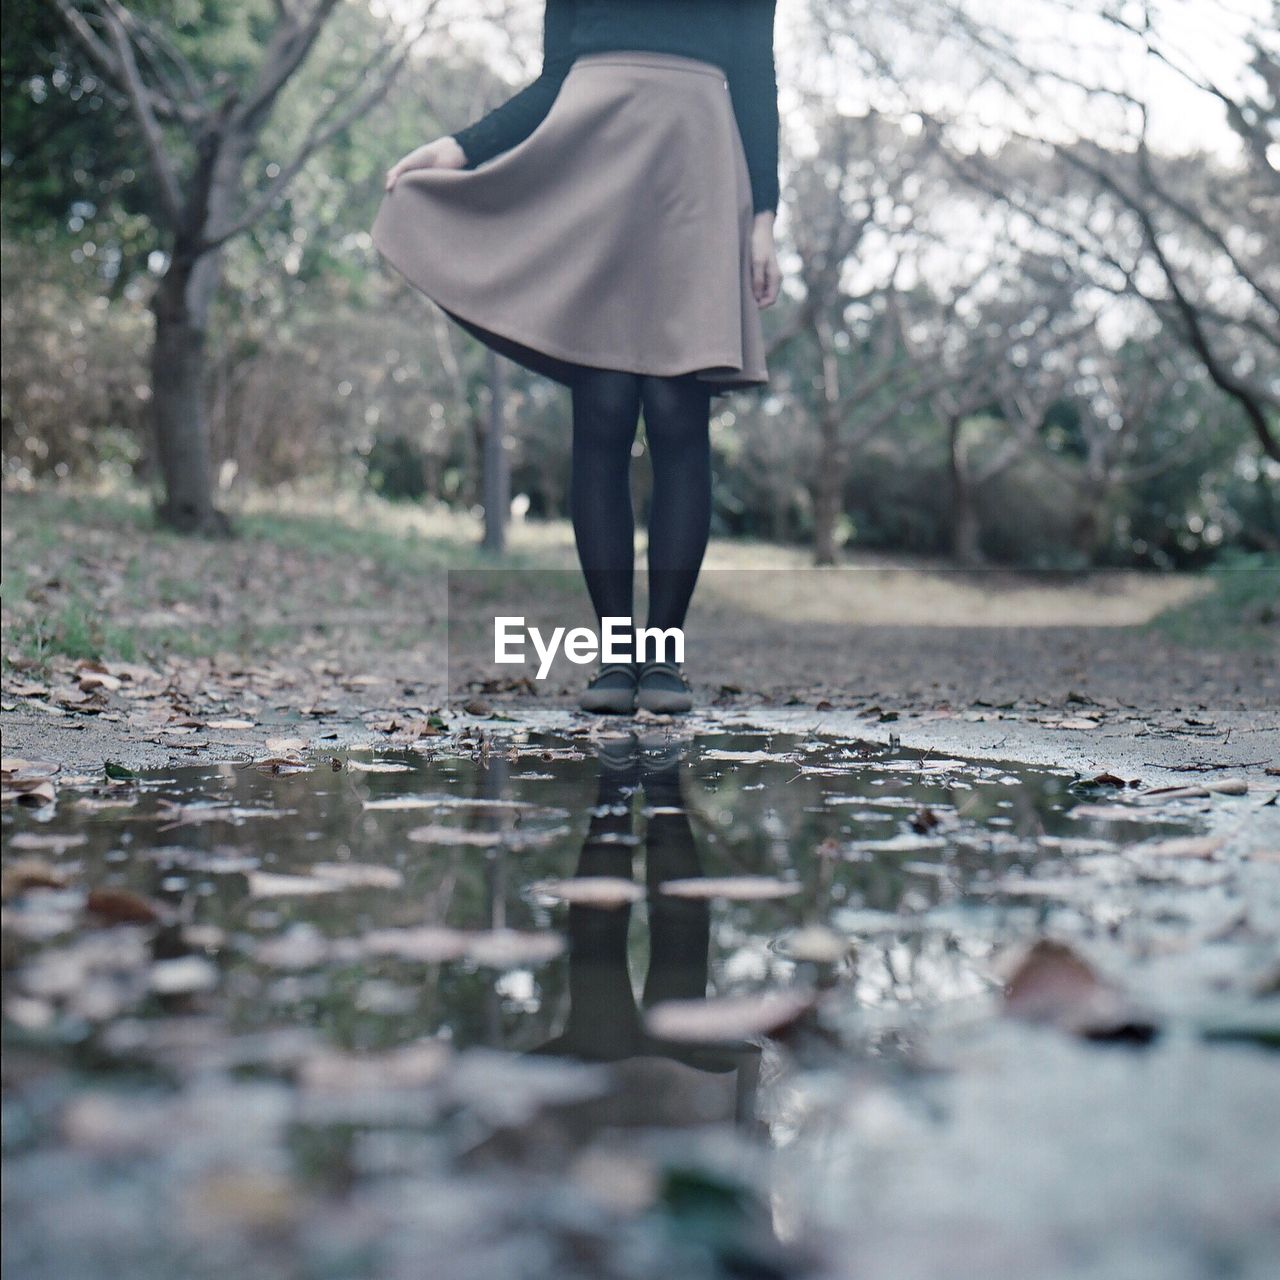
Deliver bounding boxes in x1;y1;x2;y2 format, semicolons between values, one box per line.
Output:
100;2;184;224
234;0;342;132
198;17;431;253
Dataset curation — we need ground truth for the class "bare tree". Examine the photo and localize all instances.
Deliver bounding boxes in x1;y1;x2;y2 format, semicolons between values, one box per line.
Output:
813;0;1280;464
53;0;436;532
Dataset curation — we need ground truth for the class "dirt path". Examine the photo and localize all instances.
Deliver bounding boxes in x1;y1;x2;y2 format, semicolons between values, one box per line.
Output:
3;487;1276;785
5;597;1276;788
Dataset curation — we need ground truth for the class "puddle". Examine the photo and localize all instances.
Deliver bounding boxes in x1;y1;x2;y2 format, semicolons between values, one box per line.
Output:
4;729;1278;1279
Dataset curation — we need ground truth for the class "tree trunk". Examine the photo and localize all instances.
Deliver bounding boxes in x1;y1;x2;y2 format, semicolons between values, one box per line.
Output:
812;409;841;566
948;413;984;566
148;127;247;535
149;258;229;535
481;349;509;553
1070;480;1108;564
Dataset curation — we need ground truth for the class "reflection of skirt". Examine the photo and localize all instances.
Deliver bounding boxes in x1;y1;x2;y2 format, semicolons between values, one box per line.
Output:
370;50;768;395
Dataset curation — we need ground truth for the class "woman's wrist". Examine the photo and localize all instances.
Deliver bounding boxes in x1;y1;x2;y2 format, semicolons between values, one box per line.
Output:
753;208;776;228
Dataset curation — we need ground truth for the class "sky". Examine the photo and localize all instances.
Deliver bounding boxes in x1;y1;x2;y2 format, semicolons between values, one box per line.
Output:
381;0;1274;163
791;0;1275;161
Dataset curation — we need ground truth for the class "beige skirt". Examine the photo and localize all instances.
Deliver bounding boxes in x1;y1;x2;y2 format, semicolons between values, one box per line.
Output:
370;50;769;395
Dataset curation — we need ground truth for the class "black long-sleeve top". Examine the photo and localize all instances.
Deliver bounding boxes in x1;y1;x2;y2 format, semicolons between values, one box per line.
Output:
450;0;780;214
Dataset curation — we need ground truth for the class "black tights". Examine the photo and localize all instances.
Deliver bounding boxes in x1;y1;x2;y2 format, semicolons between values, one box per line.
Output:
569;369;713;634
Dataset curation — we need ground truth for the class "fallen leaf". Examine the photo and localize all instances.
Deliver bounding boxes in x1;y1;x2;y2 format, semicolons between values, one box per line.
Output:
187;1170;301;1234
645;991;814;1043
2;858;72;899
309;862;403;890
778;925;848;964
253;756;310;775
363;925;472;963
1069;803;1162;822
910;806;941;833
1140;778;1249;801
150;955;219;994
407;821;567;849
247;871;340;897
362;796;447;811
465;929;565;969
345;759;412;773
8;831;87;854
1003;939;1156;1042
299;1040;452;1092
532;877;645;908
1130;835;1227;860
701;749;791;764
256;926;332;969
369;796;565;814
85;886;164;924
78;670;122;693
1;757;59;806
658;876;802;901
155;800;293;829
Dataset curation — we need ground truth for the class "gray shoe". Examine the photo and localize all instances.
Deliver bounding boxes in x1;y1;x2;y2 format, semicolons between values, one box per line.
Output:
635;660;693;714
578;661;638;714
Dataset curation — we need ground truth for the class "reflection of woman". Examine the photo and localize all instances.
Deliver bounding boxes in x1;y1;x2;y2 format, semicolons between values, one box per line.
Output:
532;733;761;1131
372;2;781;716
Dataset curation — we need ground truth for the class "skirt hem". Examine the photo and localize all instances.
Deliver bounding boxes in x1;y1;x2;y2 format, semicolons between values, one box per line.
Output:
377;248;768;393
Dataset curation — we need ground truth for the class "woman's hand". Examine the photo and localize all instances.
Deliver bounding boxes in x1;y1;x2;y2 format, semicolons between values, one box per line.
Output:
751;210;781;309
384;136;468;192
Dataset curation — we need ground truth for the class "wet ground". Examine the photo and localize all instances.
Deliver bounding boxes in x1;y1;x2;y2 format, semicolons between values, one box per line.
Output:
3;727;1279;1279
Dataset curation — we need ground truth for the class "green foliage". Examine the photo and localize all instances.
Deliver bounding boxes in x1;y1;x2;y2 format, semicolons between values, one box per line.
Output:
2;5;1275;570
1147;551;1280;649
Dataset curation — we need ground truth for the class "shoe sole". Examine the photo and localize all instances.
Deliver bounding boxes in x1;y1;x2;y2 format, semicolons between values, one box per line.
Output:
578;689;637;714
635;688;693;714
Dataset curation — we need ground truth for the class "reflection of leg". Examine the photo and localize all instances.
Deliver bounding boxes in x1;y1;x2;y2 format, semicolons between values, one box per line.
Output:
641;752;757;1093
536;738;644;1061
641;752;709;1009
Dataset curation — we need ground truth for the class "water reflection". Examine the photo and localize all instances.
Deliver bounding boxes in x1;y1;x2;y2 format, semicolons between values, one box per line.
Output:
528;732;762;1132
3;726;1264;1280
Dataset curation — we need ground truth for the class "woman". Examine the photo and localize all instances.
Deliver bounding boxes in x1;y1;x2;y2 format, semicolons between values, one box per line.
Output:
372;0;781;715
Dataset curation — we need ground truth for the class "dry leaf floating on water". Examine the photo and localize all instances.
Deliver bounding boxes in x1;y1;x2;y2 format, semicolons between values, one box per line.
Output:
658;877;802;901
1003;939;1156;1043
531;877;646;908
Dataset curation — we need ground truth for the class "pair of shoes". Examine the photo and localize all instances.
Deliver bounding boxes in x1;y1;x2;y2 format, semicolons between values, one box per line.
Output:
635;660;693;714
578;661;638;714
578;662;696;715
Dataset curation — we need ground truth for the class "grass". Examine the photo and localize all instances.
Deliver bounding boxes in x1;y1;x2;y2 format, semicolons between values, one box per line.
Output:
1146;551;1280;650
8;599;138;666
4;482;1275;675
0;483;590;675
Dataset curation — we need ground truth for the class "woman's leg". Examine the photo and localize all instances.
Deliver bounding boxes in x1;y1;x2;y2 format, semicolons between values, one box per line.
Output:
569;368;644;624
639;374;714;632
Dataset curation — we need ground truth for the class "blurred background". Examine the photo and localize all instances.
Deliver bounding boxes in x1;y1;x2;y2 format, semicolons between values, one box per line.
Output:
1;0;1276;571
